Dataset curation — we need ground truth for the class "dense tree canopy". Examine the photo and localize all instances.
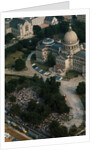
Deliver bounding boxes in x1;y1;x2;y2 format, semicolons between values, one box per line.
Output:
33;25;41;35
49;120;68;137
69;125;77;136
20;100;51;124
39;77;70;114
14;59;25;71
5;33;15;44
10;104;21;115
76;82;85;94
46;52;55;67
9;95;16;102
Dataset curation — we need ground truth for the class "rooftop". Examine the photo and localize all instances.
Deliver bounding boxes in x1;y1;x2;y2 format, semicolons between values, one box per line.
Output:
74;50;85;58
10;18;26;29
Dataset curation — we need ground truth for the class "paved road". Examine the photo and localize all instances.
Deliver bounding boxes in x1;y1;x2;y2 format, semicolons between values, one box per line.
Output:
5;41;18;49
60;76;85;129
5;51;47;81
5;52;85;129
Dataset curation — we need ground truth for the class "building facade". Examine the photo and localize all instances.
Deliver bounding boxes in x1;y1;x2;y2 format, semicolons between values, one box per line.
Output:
7;18;33;39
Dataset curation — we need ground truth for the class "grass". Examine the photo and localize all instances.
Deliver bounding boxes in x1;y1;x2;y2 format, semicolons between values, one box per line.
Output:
5;75;20;83
65;70;79;79
5;51;24;68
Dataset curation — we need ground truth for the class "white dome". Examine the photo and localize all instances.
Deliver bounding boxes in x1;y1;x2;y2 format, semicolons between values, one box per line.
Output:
64;24;78;44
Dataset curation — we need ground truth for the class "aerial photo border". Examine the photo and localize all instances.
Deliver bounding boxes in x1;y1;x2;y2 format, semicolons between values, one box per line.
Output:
0;8;90;150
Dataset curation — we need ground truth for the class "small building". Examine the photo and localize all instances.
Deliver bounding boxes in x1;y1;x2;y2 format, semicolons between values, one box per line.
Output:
44;16;58;25
77;15;86;22
32;17;45;26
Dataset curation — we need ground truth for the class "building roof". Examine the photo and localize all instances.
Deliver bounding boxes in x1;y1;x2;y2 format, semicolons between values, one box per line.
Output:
51;43;63;51
10;18;26;29
45;16;55;22
74;50;85;58
24;17;32;23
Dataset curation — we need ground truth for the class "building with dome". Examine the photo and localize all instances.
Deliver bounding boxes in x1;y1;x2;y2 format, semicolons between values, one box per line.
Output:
36;24;85;77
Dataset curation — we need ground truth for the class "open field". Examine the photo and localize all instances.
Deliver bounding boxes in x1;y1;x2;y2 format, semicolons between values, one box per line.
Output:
5;75;20;83
65;70;79;79
5;125;32;141
5;51;24;68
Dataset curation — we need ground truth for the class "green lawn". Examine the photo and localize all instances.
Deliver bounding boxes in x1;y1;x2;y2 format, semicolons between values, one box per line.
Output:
5;51;24;68
66;70;79;79
5;75;20;83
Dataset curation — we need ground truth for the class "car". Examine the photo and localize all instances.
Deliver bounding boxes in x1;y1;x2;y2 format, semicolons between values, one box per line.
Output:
41;71;45;74
44;72;50;76
32;63;36;67
56;76;61;80
35;66;38;70
39;69;43;73
59;77;63;80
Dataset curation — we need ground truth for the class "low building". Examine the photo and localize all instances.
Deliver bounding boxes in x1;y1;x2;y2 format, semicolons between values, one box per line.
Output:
77;15;86;22
32;17;45;26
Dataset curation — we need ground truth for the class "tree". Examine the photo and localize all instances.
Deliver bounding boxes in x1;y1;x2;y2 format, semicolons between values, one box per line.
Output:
5;79;18;93
69;125;77;136
9;95;16;102
55;16;64;22
76;82;85;94
10;104;20;115
49;120;68;137
72;15;77;20
46;52;55;67
14;59;25;71
19;39;30;48
33;25;41;35
5;33;15;44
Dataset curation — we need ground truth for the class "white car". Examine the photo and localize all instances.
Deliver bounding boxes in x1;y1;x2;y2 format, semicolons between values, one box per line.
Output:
44;72;50;76
59;77;63;80
32;63;36;67
39;69;43;73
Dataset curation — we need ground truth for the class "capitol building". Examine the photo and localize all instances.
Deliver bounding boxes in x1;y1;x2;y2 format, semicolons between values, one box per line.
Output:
36;24;85;77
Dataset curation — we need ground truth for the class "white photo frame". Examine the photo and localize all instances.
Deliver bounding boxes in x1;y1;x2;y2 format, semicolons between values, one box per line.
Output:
0;8;90;150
